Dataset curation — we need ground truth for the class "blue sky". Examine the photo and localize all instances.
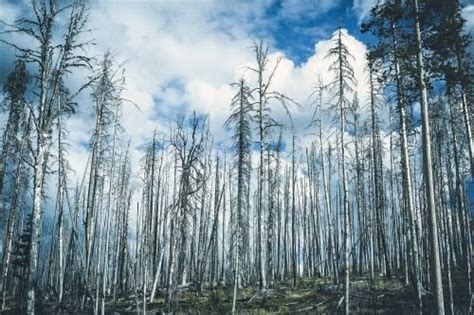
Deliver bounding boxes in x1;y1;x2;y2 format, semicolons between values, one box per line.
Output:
0;0;367;71
0;0;473;180
258;0;364;64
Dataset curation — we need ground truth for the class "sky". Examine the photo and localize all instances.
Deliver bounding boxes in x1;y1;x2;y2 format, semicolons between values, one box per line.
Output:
0;0;473;184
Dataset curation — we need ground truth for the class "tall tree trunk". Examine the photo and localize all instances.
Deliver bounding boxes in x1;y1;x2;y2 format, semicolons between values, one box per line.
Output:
27;137;47;314
292;133;297;287
390;19;423;308
412;0;444;312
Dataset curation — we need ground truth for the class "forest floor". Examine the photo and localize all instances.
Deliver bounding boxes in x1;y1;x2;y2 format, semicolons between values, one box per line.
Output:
3;273;472;314
103;274;471;314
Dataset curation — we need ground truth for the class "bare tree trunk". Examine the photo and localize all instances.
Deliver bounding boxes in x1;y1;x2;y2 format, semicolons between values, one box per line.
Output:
1;114;29;310
412;0;444;312
27;139;47;314
390;19;423;308
291;134;297;287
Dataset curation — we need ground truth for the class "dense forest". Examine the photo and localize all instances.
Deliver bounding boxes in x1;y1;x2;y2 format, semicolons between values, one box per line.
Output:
0;0;472;314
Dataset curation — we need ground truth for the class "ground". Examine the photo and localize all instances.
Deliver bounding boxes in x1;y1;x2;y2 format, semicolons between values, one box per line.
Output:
106;274;471;314
2;273;472;314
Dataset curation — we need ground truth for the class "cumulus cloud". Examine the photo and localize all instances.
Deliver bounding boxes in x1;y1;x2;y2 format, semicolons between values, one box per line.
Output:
63;1;369;182
0;0;370;188
352;0;377;23
278;0;341;19
0;0;375;233
461;4;474;65
463;5;474;33
0;1;20;24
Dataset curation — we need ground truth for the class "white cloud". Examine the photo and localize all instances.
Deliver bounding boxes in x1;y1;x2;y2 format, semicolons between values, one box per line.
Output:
352;0;376;23
0;0;21;24
464;5;474;32
279;0;341;19
71;2;371;179
0;1;371;228
462;5;474;70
